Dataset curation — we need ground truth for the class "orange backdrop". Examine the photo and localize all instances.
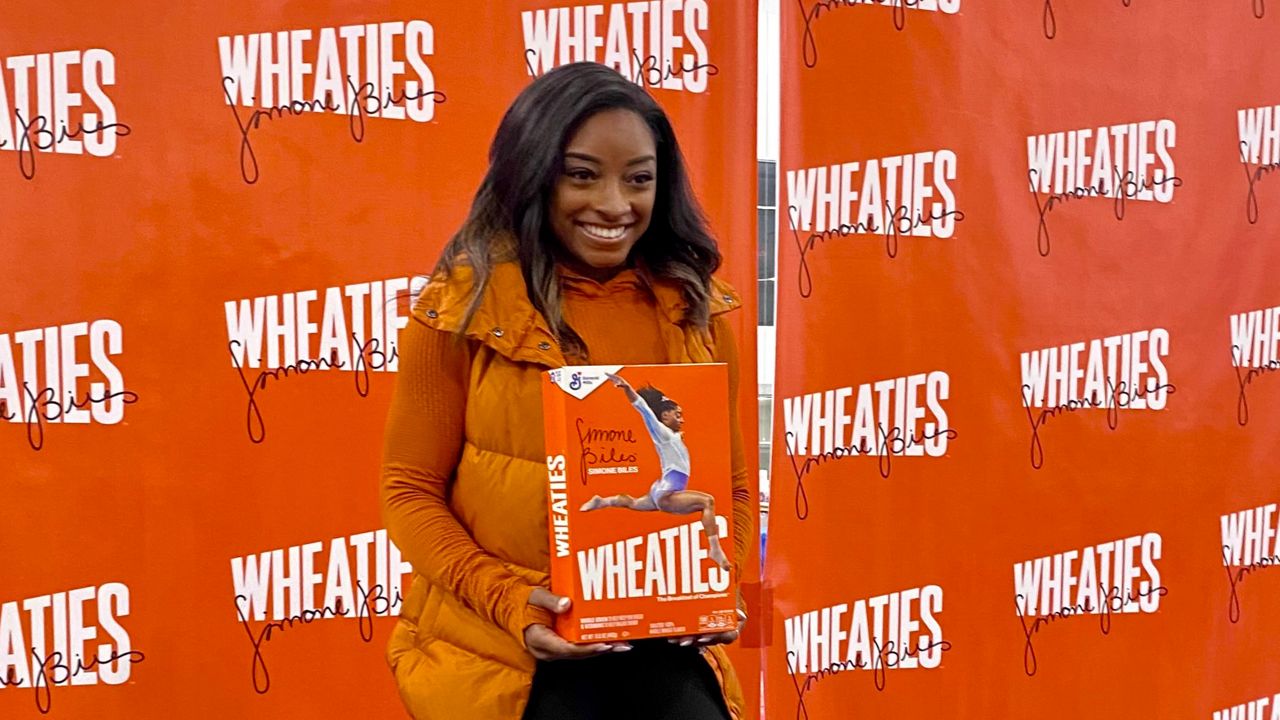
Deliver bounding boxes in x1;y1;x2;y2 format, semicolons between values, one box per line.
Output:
767;1;1280;718
0;1;758;717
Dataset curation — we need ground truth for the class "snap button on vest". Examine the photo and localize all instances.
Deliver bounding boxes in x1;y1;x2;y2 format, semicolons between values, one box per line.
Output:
491;327;504;337
537;341;551;350
426;309;438;318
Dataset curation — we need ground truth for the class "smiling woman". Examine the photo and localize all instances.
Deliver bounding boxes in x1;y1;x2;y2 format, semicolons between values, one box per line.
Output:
379;61;752;720
549;109;657;276
430;61;726;361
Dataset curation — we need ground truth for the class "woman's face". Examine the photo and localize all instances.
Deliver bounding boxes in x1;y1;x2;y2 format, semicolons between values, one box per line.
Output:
549;108;657;278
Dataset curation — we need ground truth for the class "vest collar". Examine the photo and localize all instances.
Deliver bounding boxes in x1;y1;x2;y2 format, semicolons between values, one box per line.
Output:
413;260;741;368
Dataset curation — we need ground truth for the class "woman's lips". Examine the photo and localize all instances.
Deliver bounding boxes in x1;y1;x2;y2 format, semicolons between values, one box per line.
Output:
578;222;630;242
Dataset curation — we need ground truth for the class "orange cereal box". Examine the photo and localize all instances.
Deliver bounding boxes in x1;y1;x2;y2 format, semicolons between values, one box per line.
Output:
541;363;739;643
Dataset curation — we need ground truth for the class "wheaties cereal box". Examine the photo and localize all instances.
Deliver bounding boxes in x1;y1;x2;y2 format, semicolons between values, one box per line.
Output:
542;363;738;642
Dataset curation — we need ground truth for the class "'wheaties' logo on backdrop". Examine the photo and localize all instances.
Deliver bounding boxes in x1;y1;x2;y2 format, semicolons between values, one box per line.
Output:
784;584;950;712
1026;118;1180;256
0;583;143;714
781;371;954;518
223;275;422;443
522;1;715;93
217;21;445;183
1238;103;1280;224
229;529;412;694
786;149;962;297
1229;303;1280;425
0;49;130;179
0;319;137;451
1014;532;1165;676
1019;327;1174;468
1220;500;1279;623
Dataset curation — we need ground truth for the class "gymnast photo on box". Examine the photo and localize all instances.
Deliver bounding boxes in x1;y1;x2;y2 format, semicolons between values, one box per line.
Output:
580;373;732;574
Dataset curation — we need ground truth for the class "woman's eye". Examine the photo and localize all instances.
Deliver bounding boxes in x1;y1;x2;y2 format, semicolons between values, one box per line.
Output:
631;173;655;185
566;168;594;181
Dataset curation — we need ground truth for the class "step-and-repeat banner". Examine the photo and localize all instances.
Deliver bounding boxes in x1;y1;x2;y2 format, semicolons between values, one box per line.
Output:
768;1;1279;718
0;2;757;717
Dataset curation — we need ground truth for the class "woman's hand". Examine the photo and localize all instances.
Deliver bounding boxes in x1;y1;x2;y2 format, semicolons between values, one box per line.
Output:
524;588;633;661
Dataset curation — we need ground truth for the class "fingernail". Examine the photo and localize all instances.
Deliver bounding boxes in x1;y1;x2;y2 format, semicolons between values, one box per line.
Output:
612;645;632;652
697;637;712;644
667;638;677;644
679;639;693;646
557;598;569;610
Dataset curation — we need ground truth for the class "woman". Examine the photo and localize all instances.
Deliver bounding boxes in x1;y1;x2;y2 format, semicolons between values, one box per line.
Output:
380;61;752;720
580;374;732;573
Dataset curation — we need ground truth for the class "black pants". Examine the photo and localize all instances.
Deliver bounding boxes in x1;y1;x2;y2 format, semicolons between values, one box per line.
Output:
521;641;732;720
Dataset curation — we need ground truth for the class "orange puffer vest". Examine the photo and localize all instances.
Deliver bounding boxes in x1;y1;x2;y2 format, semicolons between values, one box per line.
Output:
386;260;746;719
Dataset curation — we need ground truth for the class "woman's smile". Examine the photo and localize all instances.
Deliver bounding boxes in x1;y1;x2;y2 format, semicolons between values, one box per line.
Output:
578;222;631;242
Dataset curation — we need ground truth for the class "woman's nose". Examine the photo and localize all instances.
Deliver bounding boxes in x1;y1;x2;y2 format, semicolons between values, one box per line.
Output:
593;180;630;218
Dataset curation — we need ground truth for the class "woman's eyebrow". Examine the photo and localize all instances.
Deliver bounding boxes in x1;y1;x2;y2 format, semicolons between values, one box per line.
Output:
563;151;656;166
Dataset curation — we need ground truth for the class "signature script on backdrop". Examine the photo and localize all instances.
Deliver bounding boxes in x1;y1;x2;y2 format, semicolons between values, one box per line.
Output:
787;639;954;720
1;384;140;452
523;49;719;90
1040;0;1132;40
0;648;146;715
1016;584;1167;677
235;581;402;694
1043;0;1264;39
1224;545;1279;623
797;0;927;68
1029;168;1183;257
220;75;447;185
229;333;398;444
0;110;132;180
1241;140;1280;224
783;425;959;520
1022;378;1176;470
1233;344;1280;426
789;203;966;299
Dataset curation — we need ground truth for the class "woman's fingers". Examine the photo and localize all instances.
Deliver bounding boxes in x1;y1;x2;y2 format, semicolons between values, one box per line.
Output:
524;591;637;660
527;588;571;614
525;624;631;661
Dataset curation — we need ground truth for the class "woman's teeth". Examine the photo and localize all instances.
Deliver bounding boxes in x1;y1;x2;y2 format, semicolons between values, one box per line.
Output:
581;224;627;240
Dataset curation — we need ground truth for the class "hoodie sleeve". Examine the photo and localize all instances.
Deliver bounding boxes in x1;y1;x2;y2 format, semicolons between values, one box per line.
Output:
380;316;553;648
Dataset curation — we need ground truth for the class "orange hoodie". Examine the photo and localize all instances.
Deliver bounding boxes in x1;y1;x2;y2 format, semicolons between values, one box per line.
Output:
381;260;751;719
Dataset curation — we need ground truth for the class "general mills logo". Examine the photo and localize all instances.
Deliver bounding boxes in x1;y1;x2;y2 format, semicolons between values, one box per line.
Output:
569;372;583;390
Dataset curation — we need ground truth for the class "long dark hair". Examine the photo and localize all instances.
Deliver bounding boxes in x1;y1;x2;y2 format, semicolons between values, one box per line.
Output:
435;62;721;359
